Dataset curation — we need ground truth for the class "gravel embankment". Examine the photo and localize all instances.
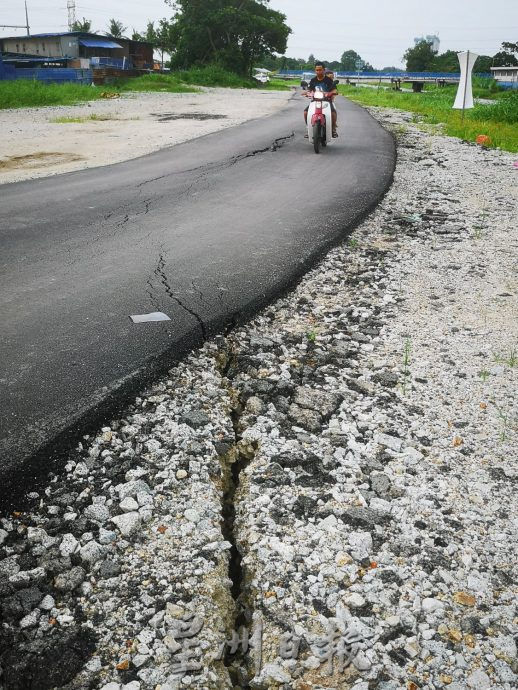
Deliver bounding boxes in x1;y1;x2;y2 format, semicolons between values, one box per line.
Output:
0;108;516;690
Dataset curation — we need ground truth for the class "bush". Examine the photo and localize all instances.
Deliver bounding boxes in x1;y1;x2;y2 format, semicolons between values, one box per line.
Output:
472;90;518;123
176;65;256;88
109;73;197;93
0;79;100;109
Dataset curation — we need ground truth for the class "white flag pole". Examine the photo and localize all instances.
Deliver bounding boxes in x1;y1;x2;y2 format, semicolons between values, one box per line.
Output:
461;50;470;120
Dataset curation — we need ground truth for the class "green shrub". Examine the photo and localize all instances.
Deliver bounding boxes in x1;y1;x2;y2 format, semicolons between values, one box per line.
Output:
176;65;255;88
471;91;518;123
110;73;197;93
0;79;100;109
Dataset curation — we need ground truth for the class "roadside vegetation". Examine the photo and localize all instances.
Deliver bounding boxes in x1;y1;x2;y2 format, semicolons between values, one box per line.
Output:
0;68;293;110
109;72;198;93
112;67;292;91
338;82;518;153
0;80;102;109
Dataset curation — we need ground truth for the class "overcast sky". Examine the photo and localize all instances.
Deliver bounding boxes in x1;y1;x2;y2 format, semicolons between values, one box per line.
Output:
1;0;517;68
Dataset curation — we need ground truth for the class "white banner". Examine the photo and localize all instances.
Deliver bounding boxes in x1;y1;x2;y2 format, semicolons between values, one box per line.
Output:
453;51;479;110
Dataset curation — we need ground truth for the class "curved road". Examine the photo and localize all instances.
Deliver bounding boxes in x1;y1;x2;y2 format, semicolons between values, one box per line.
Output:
0;95;395;505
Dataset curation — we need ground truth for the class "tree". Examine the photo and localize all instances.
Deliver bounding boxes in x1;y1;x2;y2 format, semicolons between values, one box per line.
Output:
132;21;157;43
501;41;518;55
155;19;176;68
340;49;361;71
72;18;93;33
165;0;291;76
403;40;436;71
339;50;373;72
495;41;518;66
492;51;518;67
107;19;127;38
474;55;494;73
432;50;461;72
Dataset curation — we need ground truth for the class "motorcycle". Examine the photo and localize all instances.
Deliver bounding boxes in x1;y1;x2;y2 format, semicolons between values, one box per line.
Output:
304;89;334;154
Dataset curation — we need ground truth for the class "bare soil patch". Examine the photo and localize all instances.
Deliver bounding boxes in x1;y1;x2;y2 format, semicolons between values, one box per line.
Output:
0;88;293;185
0;151;84;171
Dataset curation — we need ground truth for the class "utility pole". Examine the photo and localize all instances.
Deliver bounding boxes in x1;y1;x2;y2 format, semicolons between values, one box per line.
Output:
25;0;30;35
0;1;31;35
67;0;76;32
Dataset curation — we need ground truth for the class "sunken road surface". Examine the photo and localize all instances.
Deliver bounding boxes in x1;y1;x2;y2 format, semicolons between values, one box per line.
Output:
0;108;517;690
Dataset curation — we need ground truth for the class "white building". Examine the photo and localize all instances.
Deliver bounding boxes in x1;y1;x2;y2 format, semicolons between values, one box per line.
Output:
414;35;440;54
491;65;518;88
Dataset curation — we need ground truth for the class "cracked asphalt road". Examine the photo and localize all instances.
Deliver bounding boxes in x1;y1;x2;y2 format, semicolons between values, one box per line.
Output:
0;96;395;503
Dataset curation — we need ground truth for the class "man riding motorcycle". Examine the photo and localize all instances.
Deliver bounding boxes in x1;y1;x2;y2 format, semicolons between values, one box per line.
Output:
303;62;338;137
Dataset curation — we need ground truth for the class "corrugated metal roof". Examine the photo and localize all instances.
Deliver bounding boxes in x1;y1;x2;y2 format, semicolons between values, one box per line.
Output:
0;32;153;45
79;39;122;49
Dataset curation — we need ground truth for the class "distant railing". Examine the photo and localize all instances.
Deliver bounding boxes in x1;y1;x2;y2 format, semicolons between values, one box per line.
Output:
278;69;492;80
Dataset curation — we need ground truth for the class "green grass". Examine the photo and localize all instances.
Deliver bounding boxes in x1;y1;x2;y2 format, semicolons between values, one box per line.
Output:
109;72;198;93
0;79;101;109
50;113;122;123
471;76;505;99
177;65;255;88
338;83;518;152
0;67;293;109
256;77;294;91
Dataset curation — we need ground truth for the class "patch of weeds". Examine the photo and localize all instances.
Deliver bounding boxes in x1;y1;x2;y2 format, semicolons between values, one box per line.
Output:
348;237;359;249
50;114;117;124
478;369;491;382
472;224;485;240
494;404;510;442
416;122;443;136
401;337;412;394
493;348;517;368
306;330;317;343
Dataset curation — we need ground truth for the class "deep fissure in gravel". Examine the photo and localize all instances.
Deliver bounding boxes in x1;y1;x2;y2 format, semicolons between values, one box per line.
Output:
215;343;259;688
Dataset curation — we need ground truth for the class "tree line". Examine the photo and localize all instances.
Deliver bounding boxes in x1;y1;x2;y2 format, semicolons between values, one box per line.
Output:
403;40;518;73
72;1;290;76
71;3;516;77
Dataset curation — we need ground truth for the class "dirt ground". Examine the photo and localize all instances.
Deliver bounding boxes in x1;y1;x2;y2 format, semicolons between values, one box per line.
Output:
0;87;294;185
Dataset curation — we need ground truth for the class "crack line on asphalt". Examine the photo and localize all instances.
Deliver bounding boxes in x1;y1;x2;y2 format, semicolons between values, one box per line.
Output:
136;133;295;190
153;254;207;339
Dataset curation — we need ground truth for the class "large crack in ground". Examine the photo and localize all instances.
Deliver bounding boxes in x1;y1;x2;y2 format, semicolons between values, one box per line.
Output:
1;112;517;690
213;339;261;688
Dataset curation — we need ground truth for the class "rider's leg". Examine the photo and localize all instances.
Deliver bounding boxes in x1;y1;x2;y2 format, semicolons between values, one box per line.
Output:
331;107;338;136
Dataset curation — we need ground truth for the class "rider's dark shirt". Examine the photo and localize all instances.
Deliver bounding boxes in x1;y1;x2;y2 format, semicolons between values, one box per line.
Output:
308;76;335;92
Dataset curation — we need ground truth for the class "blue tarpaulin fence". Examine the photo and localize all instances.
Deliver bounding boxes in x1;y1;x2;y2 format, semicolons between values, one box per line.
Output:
0;57;92;84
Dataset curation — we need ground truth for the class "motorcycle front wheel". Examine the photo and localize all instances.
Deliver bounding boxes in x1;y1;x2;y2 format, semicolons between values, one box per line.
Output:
313;123;321;154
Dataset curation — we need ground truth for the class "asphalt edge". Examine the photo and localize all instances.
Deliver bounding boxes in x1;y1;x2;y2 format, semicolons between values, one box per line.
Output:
0;108;396;516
